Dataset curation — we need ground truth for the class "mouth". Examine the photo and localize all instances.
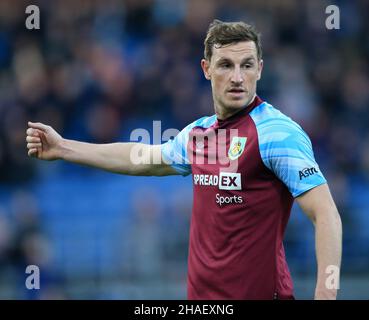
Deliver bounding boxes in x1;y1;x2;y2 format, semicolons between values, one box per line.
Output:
228;89;244;92
227;88;246;97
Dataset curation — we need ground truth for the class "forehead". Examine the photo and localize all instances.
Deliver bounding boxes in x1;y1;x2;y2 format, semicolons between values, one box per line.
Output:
212;41;257;62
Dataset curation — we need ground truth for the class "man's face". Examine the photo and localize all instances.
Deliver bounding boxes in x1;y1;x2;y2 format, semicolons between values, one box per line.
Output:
201;41;263;116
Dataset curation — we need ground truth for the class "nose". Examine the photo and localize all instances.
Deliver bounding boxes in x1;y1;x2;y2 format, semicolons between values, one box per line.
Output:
230;66;244;85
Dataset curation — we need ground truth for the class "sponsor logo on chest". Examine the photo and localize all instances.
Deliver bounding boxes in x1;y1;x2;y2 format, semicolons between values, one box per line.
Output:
193;172;242;190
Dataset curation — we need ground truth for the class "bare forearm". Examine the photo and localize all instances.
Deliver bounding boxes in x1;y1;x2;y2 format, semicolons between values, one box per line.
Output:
26;122;176;176
315;209;342;299
296;184;343;299
59;139;159;175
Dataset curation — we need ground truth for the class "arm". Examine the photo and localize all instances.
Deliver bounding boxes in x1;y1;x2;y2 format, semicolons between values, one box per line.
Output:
26;121;178;176
296;183;342;300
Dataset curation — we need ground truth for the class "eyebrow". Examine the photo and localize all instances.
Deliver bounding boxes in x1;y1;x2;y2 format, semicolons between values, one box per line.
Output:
216;56;256;64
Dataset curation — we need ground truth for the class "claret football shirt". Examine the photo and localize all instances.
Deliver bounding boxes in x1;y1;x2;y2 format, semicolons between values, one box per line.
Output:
161;96;326;300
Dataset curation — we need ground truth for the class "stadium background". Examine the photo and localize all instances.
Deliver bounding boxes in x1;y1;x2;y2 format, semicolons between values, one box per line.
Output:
0;0;368;299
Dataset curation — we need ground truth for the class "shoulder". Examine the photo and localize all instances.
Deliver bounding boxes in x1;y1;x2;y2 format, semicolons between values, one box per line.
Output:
175;115;217;140
164;114;216;147
249;102;326;197
161;114;216;176
188;114;217;130
249;102;305;134
249;102;311;146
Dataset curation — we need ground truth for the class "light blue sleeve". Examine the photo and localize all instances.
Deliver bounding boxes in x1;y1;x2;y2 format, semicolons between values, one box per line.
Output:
250;103;327;197
161;115;217;176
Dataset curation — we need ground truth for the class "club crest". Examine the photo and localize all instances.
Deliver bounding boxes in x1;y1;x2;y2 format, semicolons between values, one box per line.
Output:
228;137;247;160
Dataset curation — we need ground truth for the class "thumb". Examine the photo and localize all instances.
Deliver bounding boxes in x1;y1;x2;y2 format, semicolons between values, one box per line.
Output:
28;121;49;132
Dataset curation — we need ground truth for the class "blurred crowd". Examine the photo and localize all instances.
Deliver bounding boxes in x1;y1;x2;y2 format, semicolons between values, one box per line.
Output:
0;0;369;298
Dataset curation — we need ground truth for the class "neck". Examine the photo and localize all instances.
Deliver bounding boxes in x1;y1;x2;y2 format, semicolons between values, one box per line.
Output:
215;94;256;120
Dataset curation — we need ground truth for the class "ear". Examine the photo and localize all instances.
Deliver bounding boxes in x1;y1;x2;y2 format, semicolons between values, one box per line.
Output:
201;59;211;80
257;59;263;81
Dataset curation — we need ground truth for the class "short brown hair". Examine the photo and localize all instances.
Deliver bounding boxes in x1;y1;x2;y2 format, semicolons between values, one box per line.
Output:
204;19;262;61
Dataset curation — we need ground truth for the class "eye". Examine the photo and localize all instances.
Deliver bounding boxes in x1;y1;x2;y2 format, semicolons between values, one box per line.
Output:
242;63;253;69
219;63;231;69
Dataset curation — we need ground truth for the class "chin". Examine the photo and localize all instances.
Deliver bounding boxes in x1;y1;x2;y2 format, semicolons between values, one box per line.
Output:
226;100;249;109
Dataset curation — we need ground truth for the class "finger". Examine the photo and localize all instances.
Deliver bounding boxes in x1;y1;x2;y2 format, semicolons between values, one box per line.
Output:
27;142;42;149
28;121;48;132
28;148;38;157
26;128;41;137
26;136;41;143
